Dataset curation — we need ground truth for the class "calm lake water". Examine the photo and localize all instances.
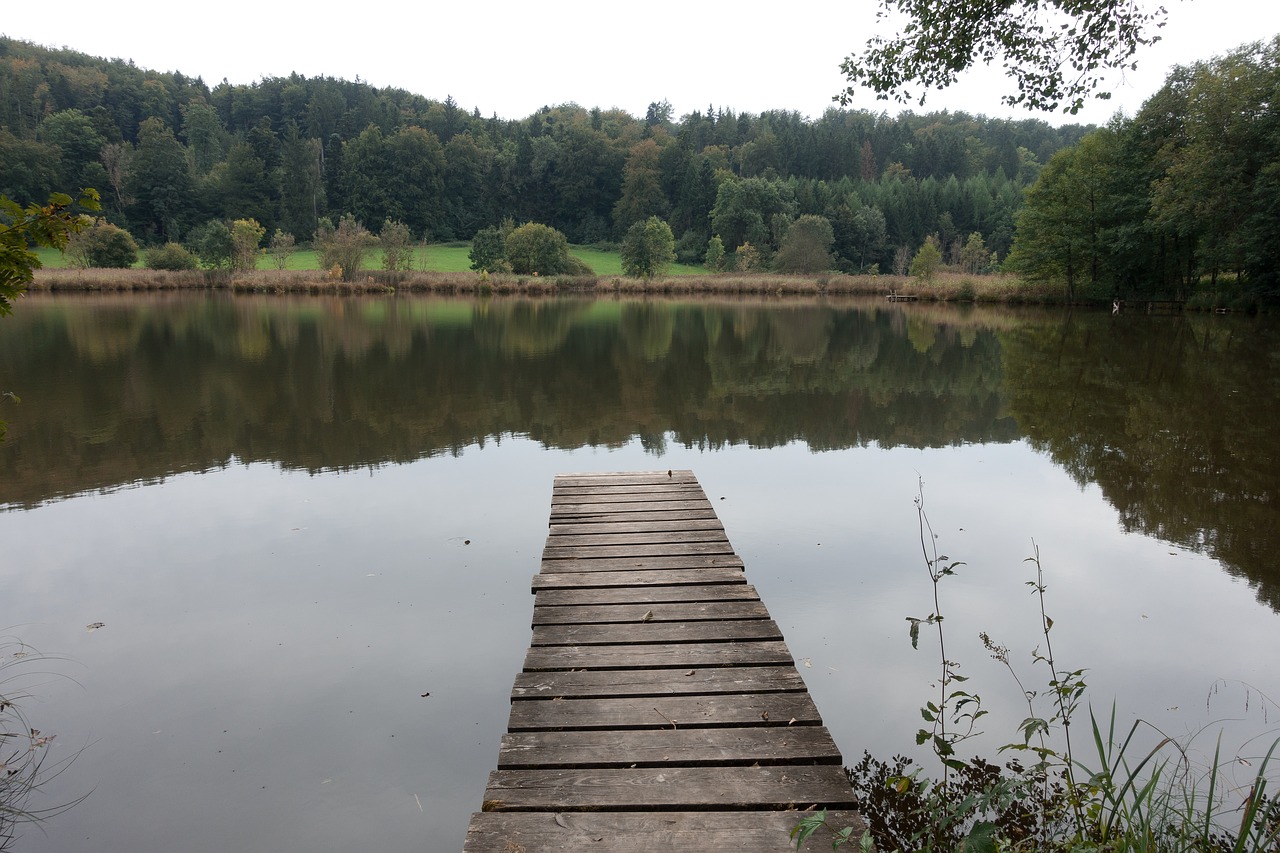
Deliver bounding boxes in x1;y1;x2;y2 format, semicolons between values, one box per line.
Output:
1;293;1277;852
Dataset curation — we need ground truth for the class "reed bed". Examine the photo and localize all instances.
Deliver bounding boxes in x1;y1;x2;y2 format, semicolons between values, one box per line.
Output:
28;267;1074;304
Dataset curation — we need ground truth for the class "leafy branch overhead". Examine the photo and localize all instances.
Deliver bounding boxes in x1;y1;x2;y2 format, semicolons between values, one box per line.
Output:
839;0;1168;114
0;190;100;316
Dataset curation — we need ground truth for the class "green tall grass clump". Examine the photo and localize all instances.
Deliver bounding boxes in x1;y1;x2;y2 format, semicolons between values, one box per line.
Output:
794;485;1280;852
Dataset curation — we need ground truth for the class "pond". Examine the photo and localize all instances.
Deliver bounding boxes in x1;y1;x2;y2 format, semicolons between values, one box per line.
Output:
1;293;1277;852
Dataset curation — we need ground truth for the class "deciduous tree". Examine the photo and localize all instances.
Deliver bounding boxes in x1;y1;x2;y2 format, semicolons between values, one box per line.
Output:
909;235;943;280
470;220;513;272
269;229;296;270
126;117;194;243
379;219;413;272
230;218;265;272
613;139;667;234
504;222;569;275
705;235;726;271
774;214;835;274
189;219;234;270
315;214;376;281
620;216;676;279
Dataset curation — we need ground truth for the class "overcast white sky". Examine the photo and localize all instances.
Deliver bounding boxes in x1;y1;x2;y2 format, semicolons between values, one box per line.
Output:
5;0;1279;127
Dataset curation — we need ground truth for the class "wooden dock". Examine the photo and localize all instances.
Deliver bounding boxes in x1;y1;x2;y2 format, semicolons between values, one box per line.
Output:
462;470;862;852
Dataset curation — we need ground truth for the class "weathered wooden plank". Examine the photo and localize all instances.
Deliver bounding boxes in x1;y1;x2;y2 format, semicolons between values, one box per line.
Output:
548;518;727;536
531;619;782;647
511;665;806;700
552;486;707;502
551;499;715;517
542;541;736;562
480;765;856;810
523;640;792;671
544;529;730;548
507;691;822;732
538;554;744;574
552;485;706;503
554;470;697;485
497;727;842;769
463;810;867;853
531;600;770;625
533;584;762;607
546;508;721;525
531;568;747;591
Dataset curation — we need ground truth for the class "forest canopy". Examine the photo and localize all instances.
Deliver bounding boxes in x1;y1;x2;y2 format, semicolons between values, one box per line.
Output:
0;37;1089;275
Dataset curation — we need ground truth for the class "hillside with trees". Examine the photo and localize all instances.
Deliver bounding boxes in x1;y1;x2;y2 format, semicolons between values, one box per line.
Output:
1008;36;1280;304
0;37;1090;275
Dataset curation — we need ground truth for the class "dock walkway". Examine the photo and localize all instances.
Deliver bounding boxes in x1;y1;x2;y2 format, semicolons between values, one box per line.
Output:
462;470;861;852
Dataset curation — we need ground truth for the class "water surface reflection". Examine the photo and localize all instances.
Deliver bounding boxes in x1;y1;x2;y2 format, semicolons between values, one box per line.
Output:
1;295;1276;852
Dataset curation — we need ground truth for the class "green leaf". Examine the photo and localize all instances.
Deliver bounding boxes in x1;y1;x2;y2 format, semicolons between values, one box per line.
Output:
789;809;826;846
961;820;998;853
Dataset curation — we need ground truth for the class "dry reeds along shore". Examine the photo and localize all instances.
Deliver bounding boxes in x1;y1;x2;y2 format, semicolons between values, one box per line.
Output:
26;267;1065;303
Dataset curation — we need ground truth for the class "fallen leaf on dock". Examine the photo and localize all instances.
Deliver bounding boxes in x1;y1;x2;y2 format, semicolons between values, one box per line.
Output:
420;693;430;698
86;622;105;631
683;669;695;676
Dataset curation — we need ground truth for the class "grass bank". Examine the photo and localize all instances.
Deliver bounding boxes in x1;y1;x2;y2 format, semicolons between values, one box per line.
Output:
31;244;710;277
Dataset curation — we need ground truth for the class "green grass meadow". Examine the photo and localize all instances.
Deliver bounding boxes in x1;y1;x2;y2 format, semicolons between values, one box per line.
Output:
33;244;709;277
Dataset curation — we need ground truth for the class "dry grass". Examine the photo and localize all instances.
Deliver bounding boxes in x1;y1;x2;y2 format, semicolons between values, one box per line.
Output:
27;267;1071;304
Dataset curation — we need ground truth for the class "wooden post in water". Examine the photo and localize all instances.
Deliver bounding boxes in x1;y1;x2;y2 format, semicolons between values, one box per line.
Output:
462;470;864;852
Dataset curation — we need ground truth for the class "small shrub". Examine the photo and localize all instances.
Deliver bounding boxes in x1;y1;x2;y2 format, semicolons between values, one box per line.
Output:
563;256;595;276
66;220;138;269
268;230;296;270
146;243;198;271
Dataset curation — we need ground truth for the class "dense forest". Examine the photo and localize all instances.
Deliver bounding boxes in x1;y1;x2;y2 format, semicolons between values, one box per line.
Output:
1008;37;1280;302
5;35;1279;299
0;37;1090;273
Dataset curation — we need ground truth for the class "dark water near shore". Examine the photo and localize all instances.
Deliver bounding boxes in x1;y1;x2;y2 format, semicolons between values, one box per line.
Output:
2;293;1277;852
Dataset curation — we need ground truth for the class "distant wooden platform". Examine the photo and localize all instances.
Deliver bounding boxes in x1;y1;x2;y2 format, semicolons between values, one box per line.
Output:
886;291;919;302
1117;299;1185;314
462;470;862;852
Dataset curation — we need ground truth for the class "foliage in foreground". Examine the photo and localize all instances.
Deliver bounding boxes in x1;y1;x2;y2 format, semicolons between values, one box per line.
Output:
839;0;1165;114
0;190;99;316
1;639;84;851
794;487;1280;852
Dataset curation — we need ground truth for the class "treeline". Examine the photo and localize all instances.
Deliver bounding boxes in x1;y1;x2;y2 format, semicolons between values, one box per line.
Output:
0;37;1091;272
1009;37;1280;302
